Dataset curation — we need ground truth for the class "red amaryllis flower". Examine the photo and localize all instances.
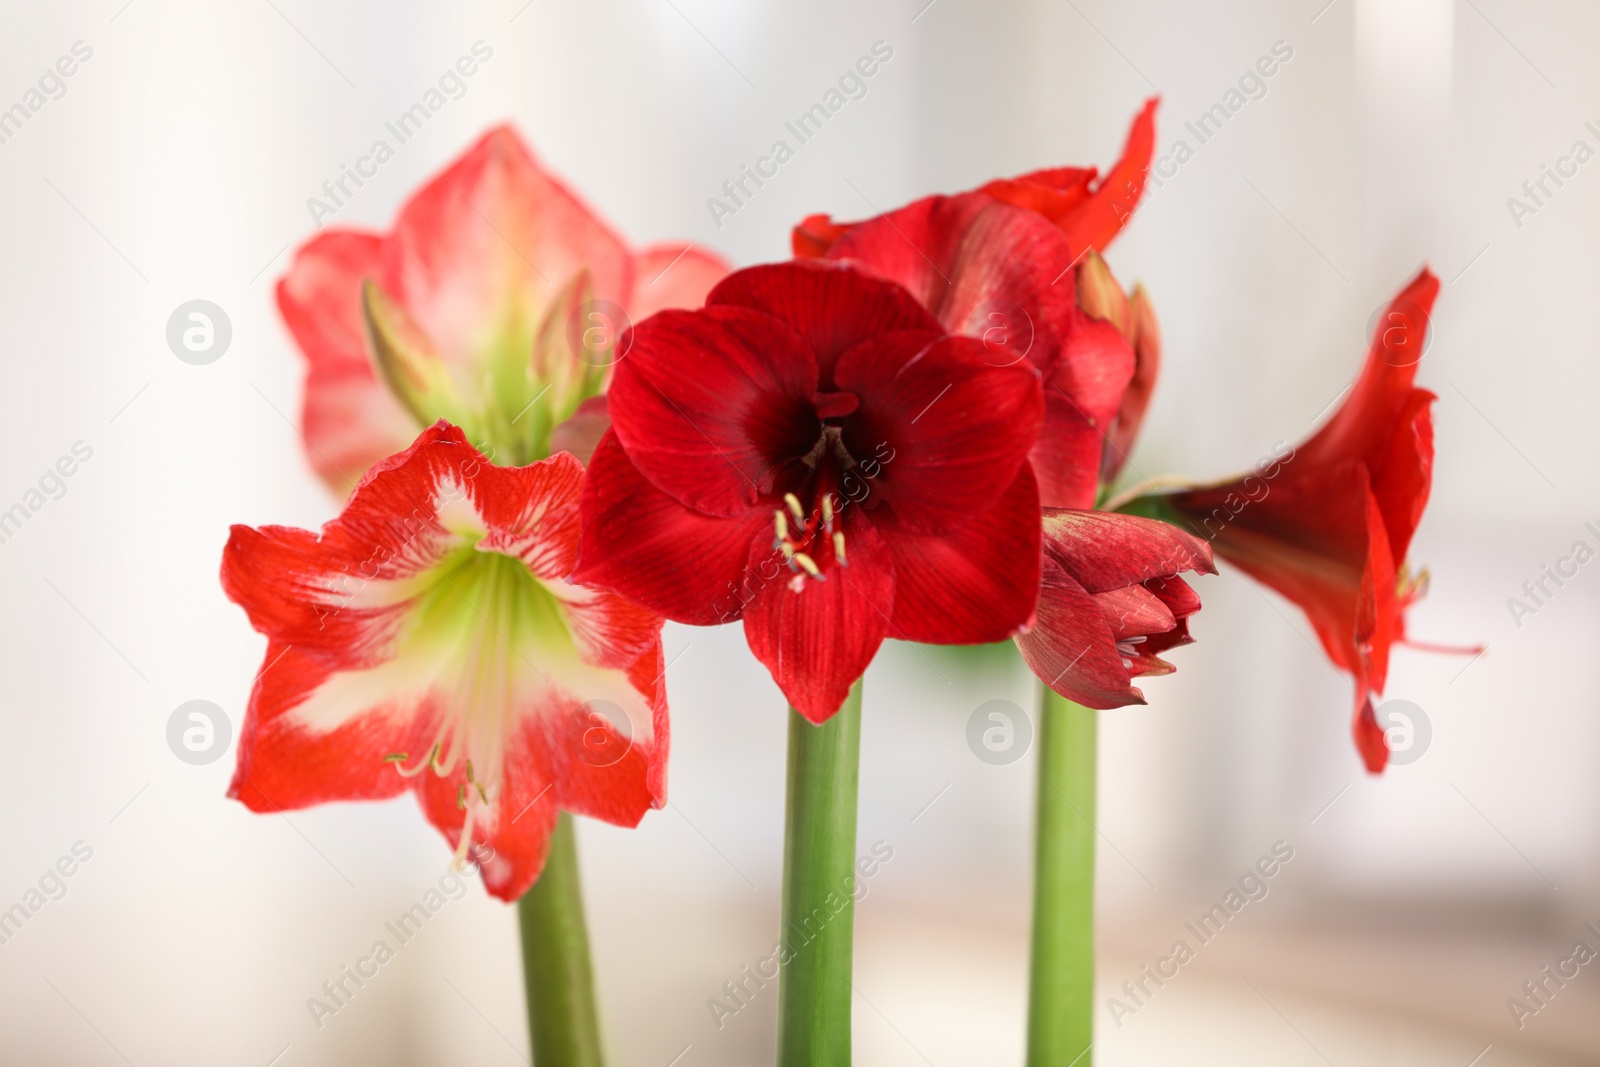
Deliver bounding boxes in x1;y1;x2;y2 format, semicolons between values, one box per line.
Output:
793;98;1157;263
1159;269;1446;772
1017;511;1213;707
801;189;1135;512
277;125;729;493
222;422;667;900
573;260;1046;722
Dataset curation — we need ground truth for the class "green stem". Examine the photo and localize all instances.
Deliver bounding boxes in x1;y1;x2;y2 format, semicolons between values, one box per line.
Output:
777;679;864;1067
1027;683;1097;1066
517;812;606;1067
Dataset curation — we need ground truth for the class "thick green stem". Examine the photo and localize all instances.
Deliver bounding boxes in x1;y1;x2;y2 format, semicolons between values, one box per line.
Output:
517;812;606;1067
777;680;864;1067
1027;683;1097;1066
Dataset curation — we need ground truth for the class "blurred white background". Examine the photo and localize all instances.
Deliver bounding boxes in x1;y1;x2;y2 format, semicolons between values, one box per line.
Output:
1;0;1596;1063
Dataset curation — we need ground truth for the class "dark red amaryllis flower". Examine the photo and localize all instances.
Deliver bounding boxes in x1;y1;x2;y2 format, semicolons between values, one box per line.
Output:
222;422;667;900
573;260;1046;722
801;189;1136;512
1017;510;1214;707
1158;269;1448;772
793;98;1158;264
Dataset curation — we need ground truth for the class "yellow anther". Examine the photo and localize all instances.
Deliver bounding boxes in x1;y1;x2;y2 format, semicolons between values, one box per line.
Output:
383;753;407;763
779;542;796;559
794;552;823;578
833;531;848;566
476;783;489;804
465;759;475;783
457;784;467;810
821;494;834;525
773;509;789;542
785;492;805;523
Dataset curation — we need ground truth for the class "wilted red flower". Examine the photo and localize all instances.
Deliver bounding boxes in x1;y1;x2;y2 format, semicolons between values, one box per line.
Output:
573;260;1045;722
1161;268;1448;771
222;422;667;900
1017;510;1213;707
276;126;728;493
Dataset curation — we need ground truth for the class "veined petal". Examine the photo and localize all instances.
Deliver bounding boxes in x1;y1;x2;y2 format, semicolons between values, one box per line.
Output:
881;463;1042;643
1015;556;1147;709
222;422;667;895
276;231;417;494
742;514;893;724
573;431;771;626
378;126;634;377
1035;310;1136;508
607;306;821;517
707;260;942;386
837;333;1043;533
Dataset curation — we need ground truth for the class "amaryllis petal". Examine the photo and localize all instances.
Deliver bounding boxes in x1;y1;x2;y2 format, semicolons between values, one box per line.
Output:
1035;310;1137;508
836;333;1043;533
573;431;771;626
379;127;632;373
607;306;822;517
742;513;894;724
793;98;1157;263
275;126;730;490
630;242;731;320
983;97;1158;258
223;422;667;900
276;232;417;492
880;463;1042;643
707;260;942;385
1016;509;1212;707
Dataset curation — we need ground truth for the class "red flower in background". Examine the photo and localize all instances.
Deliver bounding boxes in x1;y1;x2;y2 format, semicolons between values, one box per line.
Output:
793;98;1158;263
277;126;728;493
1017;510;1213;708
1162;269;1452;772
223;423;667;900
574;261;1045;722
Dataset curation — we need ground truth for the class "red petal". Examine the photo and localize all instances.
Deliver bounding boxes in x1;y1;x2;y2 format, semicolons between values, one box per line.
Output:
1102;287;1162;483
984;98;1158;258
1015;556;1146;709
707;260;942;385
629;241;731;320
742;517;894;724
549;394;611;467
378;126;633;371
227;641;423;811
825;193;1082;372
1035;311;1137;508
1353;695;1389;774
1040;508;1215;590
1300;268;1438;476
573;431;770;626
276;231;418;493
607;305;821;517
881;463;1042;644
836;333;1043;533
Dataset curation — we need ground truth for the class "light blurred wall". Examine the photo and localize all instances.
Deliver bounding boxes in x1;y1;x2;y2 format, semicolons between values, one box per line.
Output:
1;1;1597;1065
